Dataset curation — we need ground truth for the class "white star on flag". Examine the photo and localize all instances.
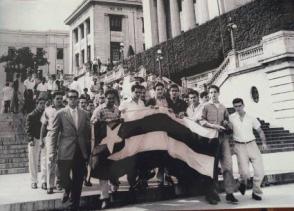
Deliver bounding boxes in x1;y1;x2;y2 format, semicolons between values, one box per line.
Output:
100;125;122;153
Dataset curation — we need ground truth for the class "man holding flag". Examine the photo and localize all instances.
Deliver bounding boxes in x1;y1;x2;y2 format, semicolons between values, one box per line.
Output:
91;89;121;209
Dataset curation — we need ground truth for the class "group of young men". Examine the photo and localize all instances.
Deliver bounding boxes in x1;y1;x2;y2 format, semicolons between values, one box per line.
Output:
25;78;268;210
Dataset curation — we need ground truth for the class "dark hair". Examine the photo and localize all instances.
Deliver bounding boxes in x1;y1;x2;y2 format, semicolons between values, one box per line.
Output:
169;84;179;92
36;97;47;103
154;82;164;90
208;85;220;93
66;89;79;98
131;84;142;92
88;100;94;104
105;89;117;97
232;98;244;105
73;77;78;81
5;82;9;86
52;91;64;99
140;85;146;90
200;91;208;99
188;90;199;97
83;88;88;92
79;95;87;100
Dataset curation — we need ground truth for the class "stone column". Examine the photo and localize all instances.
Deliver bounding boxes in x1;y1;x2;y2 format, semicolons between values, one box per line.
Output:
197;0;209;24
182;0;197;31
169;0;181;37
157;0;167;43
142;0;159;49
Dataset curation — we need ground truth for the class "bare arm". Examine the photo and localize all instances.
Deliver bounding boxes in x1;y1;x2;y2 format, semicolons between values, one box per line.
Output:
257;127;268;150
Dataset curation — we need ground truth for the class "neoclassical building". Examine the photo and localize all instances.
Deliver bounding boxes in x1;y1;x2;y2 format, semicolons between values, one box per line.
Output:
65;0;145;75
0;29;69;89
143;0;253;48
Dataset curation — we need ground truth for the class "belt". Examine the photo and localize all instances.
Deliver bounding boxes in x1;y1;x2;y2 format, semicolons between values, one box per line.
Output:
234;140;255;144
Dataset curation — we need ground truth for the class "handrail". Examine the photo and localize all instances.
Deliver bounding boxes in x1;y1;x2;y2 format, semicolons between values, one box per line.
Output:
208;55;231;85
238;44;263;61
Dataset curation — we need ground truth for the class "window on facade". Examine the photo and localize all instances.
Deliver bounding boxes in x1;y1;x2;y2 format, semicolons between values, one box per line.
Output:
110;42;121;62
57;48;64;60
87;46;91;62
81;49;85;64
251;86;259;103
37;48;43;54
86;18;90;34
74;29;79;43
80;24;85;39
109;15;122;31
141;17;144;33
75;53;79;67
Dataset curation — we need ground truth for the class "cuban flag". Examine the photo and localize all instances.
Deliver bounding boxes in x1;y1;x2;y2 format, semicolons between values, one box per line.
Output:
90;108;218;182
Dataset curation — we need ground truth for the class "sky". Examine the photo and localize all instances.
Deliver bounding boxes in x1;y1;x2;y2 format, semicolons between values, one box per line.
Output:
0;0;84;31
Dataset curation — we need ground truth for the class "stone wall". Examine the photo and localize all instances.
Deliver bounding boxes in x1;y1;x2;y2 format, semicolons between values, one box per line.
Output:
125;0;294;83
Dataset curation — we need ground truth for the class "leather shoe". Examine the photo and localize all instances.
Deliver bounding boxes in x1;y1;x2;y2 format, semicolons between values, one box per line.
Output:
41;183;47;190
31;183;37;189
252;193;262;201
84;180;92;187
47;188;54;194
62;191;70;203
239;183;246;195
226;193;239;204
205;194;218;205
101;198;110;209
56;184;62;191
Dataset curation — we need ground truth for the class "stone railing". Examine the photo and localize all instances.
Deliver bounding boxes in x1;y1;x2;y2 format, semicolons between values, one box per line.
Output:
238;44;264;66
208;55;231;85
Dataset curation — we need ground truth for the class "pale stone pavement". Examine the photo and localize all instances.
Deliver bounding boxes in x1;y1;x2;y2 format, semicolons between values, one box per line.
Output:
0;151;294;209
109;183;294;210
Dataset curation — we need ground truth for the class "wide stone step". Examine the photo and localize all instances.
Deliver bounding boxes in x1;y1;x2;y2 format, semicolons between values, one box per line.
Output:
0;153;28;159
0;167;28;175
0;148;28;154
0;157;28;164
262;146;294;153
0;162;28;169
0;144;27;150
0;141;27;146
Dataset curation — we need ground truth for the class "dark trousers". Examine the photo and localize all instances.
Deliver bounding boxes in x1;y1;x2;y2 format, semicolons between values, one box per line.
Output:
58;147;86;209
4;100;11;113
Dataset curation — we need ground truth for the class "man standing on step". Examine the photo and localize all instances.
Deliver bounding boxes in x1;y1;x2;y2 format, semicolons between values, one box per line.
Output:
40;91;64;194
199;85;238;205
51;89;91;210
229;98;268;201
25;96;47;190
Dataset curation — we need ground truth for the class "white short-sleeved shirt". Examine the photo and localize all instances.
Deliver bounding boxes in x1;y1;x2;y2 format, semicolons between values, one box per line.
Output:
37;83;48;92
24;79;36;90
229;112;261;143
41;106;61;131
119;98;145;120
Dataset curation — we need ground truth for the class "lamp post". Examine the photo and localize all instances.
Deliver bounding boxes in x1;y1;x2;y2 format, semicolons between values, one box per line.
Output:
227;17;237;51
120;42;124;63
156;49;163;79
227;17;239;67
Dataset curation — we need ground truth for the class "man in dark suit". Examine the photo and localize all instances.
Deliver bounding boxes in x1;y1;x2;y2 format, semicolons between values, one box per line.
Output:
51;89;91;210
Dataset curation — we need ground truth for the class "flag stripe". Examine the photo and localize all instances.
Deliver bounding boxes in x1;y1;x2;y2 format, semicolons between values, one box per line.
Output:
109;131;215;177
118;113;218;157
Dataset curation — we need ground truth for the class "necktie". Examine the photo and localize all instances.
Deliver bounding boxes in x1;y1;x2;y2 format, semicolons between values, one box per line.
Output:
72;109;78;129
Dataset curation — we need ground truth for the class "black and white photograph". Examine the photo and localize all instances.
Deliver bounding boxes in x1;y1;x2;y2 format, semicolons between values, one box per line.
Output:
0;0;294;210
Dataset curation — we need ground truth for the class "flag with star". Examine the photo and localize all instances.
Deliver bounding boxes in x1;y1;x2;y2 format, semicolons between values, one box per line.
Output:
90;108;219;181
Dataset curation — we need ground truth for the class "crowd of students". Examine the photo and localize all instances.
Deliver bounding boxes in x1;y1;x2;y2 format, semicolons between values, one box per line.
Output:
23;74;268;210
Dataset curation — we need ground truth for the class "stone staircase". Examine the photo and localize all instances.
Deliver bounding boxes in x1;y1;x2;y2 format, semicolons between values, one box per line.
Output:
0;113;28;175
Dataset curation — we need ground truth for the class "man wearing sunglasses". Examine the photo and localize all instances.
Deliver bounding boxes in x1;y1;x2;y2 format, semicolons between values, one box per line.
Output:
51;89;91;210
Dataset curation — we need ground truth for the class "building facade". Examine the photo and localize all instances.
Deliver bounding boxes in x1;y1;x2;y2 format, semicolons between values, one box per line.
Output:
143;0;253;49
65;0;145;75
183;30;294;132
0;29;69;89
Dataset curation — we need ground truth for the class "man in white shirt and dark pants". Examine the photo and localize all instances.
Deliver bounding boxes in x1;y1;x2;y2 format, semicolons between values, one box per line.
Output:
229;98;268;201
